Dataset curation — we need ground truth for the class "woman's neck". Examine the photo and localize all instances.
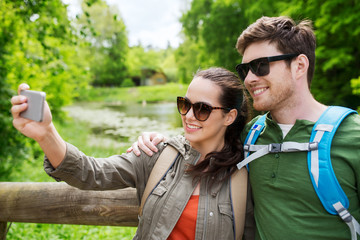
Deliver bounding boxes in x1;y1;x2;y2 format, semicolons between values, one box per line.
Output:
191;140;225;162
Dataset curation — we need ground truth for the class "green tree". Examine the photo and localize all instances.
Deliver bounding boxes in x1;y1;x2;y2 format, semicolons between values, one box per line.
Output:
0;0;90;179
127;46;161;77
351;76;360;111
127;45;177;83
160;46;178;83
177;0;272;82
3;0;90;116
281;0;360;109
175;37;203;84
178;0;360;108
77;0;128;86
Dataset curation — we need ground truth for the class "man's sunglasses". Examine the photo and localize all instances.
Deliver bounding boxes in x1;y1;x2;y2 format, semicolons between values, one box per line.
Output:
177;97;231;121
235;53;299;81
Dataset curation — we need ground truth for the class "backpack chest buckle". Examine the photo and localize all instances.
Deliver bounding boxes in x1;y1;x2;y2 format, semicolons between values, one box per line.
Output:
268;143;282;153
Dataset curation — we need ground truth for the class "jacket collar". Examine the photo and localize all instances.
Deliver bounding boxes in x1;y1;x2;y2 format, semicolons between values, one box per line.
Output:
166;135;201;164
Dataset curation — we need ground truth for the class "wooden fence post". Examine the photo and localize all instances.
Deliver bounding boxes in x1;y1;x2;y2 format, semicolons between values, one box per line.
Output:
0;222;7;240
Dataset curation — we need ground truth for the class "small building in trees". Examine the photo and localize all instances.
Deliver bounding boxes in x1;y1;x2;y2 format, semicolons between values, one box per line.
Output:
141;68;167;86
131;76;141;86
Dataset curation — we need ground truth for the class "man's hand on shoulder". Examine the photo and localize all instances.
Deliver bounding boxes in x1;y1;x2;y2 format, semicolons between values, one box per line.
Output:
127;132;167;156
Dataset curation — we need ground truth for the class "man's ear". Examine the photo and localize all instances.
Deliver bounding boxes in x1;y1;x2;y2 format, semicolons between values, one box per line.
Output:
224;109;238;126
293;54;309;80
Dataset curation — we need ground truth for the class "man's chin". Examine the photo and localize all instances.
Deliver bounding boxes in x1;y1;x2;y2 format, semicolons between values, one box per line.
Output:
253;103;268;112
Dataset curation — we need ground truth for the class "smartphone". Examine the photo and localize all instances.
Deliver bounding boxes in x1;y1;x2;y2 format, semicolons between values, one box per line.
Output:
20;90;46;122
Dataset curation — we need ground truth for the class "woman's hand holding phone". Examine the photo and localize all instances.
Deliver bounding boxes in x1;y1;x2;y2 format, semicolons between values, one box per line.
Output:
11;83;53;142
11;83;72;168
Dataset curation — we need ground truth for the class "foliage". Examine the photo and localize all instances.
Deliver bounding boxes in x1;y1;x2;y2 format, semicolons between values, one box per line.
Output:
158;47;179;83
76;0;129;86
177;0;360;108
175;37;205;84
76;83;187;103
0;0;90;179
127;46;162;77
177;0;254;83
121;78;135;88
127;46;178;82
2;0;90;116
0;85;27;181
351;77;360;95
351;76;360;111
0;0;177;181
7;223;136;240
281;0;360;109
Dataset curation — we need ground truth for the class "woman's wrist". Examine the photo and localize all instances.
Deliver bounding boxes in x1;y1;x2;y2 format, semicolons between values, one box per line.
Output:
37;123;67;168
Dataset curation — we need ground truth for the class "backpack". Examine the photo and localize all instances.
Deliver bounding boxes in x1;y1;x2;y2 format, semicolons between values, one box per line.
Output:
237;106;360;240
139;144;248;240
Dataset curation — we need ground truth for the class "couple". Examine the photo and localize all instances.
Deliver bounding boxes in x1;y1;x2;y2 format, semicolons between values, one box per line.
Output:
11;16;360;240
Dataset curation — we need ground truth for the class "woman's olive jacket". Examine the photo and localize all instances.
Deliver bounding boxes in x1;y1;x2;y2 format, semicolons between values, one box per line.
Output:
44;135;240;240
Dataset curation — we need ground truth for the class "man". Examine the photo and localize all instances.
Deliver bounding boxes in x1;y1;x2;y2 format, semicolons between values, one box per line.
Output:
234;16;360;239
131;16;360;239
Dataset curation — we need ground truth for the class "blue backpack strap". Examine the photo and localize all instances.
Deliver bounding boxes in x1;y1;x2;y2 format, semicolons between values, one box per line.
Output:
244;114;267;157
308;106;357;215
238;114;266;171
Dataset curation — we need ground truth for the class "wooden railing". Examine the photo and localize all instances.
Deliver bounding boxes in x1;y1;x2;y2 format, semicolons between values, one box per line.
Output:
0;182;139;240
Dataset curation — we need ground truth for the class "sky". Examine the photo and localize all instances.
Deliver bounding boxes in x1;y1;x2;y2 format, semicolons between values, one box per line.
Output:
63;0;189;49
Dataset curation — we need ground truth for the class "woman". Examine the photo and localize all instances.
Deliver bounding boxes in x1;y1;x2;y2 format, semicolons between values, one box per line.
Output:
11;67;251;240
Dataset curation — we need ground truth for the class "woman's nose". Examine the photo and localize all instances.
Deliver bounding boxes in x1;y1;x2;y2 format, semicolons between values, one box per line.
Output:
185;106;196;120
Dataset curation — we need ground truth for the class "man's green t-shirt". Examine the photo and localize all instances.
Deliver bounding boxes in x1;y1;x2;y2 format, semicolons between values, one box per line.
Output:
241;112;360;240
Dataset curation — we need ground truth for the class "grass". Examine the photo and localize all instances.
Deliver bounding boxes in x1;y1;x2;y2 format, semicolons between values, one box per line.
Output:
7;223;137;240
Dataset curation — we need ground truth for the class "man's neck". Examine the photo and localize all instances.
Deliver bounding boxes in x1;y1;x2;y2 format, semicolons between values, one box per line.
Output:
270;93;327;124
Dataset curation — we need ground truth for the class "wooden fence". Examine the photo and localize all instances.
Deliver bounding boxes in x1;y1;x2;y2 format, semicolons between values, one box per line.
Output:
0;182;139;240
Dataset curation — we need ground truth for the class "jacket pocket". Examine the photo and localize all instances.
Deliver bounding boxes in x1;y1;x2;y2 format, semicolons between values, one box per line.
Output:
144;181;168;223
218;203;234;239
152;183;167;196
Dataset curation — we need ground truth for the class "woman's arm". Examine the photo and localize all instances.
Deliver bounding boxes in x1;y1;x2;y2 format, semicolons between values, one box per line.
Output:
45;141;166;192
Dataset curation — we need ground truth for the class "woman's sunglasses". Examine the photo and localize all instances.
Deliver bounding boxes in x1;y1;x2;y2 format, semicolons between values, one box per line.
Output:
177;97;231;121
235;53;299;81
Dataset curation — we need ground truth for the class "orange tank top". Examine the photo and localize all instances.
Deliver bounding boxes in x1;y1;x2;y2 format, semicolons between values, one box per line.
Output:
167;195;200;240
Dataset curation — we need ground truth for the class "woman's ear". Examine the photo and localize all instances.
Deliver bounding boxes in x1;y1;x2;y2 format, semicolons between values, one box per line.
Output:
224;109;238;126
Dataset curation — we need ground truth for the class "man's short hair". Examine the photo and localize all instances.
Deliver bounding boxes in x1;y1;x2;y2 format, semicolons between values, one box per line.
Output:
236;16;316;86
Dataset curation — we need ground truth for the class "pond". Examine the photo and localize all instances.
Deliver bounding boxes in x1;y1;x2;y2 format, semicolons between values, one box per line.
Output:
64;102;184;148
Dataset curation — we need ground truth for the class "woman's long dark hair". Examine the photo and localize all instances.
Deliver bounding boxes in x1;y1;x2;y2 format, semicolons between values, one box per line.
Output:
186;67;251;189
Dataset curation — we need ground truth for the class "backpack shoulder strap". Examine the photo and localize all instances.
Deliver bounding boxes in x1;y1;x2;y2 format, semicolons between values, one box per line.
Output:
244;114;267;157
139;144;178;216
237;114;266;170
308;106;360;240
308;106;357;214
230;167;248;240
